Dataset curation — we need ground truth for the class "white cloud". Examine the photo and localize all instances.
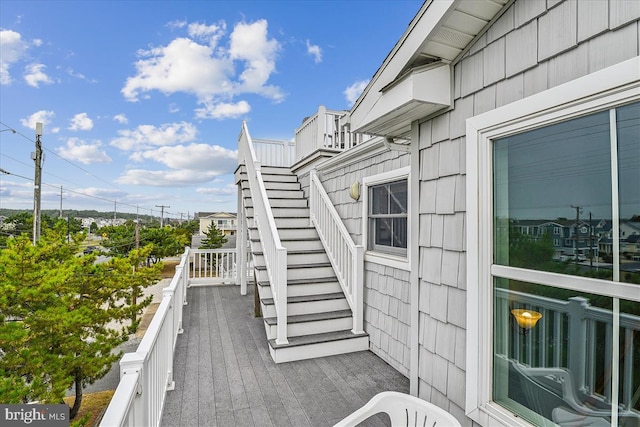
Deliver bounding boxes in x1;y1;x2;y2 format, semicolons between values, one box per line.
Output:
196;183;236;195
116;168;221;186
24;63;53;87
188;21;226;46
229;20;282;99
69;112;94;131
21;110;55;132
57;137;112;164
0;29;28;85
122;37;234;101
121;19;283;115
344;79;370;107
110;121;197;151
32;38;42;47
195;100;250;120
113;113;128;124
306;40;322;64
130;143;237;172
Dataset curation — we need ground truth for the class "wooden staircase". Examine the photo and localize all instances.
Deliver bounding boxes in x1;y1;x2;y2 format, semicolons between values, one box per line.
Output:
237;165;369;363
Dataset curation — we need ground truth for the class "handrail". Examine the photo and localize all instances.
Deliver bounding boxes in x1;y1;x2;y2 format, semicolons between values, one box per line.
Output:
189;248;253;285
239;121;289;345
100;247;190;427
309;169;364;334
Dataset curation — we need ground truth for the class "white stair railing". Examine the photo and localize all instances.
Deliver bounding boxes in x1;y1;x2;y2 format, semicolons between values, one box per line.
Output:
239;121;289;345
309;169;364;334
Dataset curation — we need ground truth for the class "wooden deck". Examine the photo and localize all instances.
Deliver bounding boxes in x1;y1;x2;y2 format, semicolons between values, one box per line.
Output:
160;284;409;427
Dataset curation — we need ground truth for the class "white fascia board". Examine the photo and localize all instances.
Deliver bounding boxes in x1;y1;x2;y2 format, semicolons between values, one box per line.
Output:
351;0;455;131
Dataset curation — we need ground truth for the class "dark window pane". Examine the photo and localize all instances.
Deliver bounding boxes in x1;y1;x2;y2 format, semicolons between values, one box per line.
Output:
617;102;640;285
371;185;389;215
392;218;407;248
494;110;612;276
373;218;392;247
389;181;408;214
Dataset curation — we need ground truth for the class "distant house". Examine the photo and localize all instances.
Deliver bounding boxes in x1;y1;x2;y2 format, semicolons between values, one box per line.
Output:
236;1;639;426
197;212;237;237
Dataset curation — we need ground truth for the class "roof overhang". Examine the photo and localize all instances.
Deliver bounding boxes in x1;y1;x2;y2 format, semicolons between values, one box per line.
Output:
350;0;509;139
351;62;450;138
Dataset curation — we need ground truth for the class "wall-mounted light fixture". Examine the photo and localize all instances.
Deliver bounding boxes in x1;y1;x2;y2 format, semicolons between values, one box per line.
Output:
349;181;360;201
511;309;542;335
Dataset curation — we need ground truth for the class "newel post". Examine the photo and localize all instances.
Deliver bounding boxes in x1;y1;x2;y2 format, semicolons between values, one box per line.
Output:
352;245;365;334
120;352;146;427
237;183;247;295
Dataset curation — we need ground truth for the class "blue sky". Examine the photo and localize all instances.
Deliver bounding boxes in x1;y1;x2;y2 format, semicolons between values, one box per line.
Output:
0;0;422;220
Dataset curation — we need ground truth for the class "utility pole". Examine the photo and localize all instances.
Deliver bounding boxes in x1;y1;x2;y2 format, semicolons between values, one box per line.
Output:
156;204;170;227
571;205;582;263
32;122;43;244
114;200;117;222
59;186;64;219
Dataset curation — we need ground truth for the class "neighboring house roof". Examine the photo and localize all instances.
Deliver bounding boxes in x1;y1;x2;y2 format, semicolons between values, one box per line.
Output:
350;0;508;139
198;212;237;219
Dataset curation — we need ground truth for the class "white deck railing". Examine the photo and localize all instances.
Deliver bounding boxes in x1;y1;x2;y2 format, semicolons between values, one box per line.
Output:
239;121;289;345
252;138;296;167
100;247;252;427
495;287;640;413
295;106;370;163
309;169;364;334
100;247;189;427
189;248;253;285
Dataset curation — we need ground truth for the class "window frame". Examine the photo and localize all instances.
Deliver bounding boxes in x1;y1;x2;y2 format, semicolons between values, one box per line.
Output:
362;166;411;270
465;57;640;427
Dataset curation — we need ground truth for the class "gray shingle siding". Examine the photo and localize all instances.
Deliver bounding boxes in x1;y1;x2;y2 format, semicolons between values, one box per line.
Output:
317;148;411;375
415;0;639;418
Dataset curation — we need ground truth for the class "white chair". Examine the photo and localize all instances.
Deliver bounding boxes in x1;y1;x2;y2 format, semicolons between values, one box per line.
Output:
334;391;462;427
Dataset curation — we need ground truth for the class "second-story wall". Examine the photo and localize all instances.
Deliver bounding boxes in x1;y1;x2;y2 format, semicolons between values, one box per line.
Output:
314;139;412;376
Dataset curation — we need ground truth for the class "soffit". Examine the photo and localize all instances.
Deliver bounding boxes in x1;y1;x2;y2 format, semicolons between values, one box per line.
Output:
350;0;509;139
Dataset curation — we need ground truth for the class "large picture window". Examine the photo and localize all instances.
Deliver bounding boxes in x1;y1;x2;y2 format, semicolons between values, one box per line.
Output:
466;58;640;427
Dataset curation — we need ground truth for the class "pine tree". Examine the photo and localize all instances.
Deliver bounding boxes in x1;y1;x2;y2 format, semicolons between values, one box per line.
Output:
200;222;227;249
0;227;162;419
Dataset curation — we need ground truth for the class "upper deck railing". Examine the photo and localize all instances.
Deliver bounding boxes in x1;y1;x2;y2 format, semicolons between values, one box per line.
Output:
295;106;371;163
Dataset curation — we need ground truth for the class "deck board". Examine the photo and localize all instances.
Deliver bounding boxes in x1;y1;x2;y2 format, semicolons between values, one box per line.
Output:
160;285;408;427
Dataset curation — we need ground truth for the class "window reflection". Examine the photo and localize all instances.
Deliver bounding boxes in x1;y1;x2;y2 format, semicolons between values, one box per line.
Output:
494;102;640;285
493;280;640;426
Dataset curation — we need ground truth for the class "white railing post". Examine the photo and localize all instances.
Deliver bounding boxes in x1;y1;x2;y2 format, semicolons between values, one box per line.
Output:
162;287;176;391
317;105;327;150
352;245;364;334
119;352;146;427
276;247;288;345
174;265;184;334
237;183;247;295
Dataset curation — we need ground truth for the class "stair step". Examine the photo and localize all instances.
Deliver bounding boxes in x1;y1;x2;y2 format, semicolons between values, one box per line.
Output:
245;216;309;228
260;292;349;317
263;310;354;339
268;331;369;363
255;263;336;281
252;238;324;251
254;250;329;265
257;277;342;298
242;180;300;191
261;173;299;183
246;207;310;218
244;197;308;209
